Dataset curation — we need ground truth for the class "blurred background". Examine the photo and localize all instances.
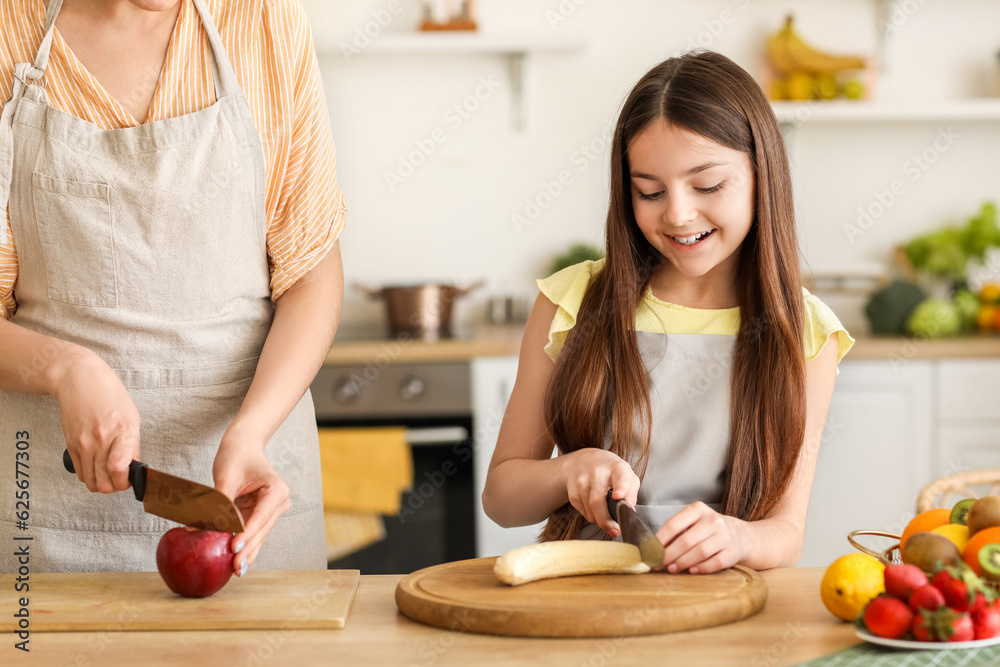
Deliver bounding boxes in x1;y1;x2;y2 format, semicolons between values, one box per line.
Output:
304;0;1000;335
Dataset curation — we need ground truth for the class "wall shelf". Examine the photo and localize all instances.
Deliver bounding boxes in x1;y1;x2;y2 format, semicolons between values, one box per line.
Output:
355;33;586;56
772;99;1000;126
322;34;588;130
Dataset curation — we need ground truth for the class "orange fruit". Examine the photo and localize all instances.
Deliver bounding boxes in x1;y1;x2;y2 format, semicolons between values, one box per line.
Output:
900;509;952;552
963;526;1000;575
978;305;997;331
982;283;1000;304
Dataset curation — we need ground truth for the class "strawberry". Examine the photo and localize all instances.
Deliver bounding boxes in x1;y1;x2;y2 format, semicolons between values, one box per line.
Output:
911;608;975;642
942;611;975;642
909;585;945;612
973;607;1000;640
931;566;993;613
885;564;928;600
863;596;913;640
911;612;935;642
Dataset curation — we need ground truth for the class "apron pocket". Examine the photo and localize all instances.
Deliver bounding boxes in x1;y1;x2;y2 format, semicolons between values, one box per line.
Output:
32;172;117;308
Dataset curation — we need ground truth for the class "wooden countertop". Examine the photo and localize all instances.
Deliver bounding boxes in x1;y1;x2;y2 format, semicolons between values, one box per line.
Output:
324;327;1000;365
22;568;859;666
324;325;525;364
847;334;1000;360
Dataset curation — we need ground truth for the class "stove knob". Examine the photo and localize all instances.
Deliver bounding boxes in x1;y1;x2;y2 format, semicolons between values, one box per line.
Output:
332;377;362;404
399;376;426;402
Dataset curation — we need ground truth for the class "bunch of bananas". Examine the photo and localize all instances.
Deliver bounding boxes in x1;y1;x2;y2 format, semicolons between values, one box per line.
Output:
766;15;868;102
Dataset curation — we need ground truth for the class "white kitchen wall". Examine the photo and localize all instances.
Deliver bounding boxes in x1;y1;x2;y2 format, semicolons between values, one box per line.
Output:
300;0;1000;334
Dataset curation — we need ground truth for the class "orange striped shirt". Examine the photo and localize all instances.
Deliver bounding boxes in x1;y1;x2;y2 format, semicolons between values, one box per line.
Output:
0;0;346;319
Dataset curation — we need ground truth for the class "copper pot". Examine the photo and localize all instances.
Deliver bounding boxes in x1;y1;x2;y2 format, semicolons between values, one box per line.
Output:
355;281;485;341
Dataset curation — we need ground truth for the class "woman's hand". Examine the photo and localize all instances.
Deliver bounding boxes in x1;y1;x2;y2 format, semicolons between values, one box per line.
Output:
655;502;751;574
561;449;641;538
212;427;290;577
53;347;141;494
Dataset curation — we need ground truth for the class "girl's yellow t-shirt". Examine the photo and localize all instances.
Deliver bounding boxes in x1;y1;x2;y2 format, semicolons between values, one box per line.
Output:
537;259;854;367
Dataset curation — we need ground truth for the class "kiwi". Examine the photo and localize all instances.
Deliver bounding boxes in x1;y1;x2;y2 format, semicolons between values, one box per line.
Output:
978;543;1000;582
951;498;977;526
967;496;1000;536
902;532;962;573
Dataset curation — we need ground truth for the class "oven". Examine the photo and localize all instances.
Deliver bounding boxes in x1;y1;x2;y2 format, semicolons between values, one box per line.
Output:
312;361;477;574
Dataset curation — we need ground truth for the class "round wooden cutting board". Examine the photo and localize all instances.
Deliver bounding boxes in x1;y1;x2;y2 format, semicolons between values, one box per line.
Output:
395;557;768;637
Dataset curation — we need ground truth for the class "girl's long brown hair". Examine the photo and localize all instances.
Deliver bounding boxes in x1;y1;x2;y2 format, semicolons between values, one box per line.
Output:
540;51;806;541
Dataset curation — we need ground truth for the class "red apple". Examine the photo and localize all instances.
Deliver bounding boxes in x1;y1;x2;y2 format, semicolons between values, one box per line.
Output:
156;526;234;598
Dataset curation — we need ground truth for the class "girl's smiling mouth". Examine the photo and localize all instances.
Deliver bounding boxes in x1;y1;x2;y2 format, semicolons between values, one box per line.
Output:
668;229;715;248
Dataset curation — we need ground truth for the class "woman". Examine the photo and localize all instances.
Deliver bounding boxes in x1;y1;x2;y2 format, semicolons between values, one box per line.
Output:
0;0;345;576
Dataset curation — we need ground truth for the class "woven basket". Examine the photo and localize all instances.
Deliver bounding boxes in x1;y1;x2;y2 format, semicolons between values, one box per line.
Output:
847;530;1000;594
916;469;1000;514
848;530;902;566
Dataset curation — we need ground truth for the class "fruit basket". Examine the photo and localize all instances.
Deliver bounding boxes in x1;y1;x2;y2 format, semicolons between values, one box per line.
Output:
917;470;1000;514
848;529;902;566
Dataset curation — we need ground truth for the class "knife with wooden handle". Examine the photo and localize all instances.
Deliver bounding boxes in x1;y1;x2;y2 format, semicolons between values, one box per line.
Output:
63;449;245;533
607;489;665;569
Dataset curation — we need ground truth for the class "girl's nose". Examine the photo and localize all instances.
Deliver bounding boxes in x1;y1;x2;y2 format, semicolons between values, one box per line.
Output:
664;192;697;227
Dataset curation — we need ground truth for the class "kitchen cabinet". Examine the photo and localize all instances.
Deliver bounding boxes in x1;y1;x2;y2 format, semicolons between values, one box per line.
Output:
936;359;1000;478
937;426;1000;479
800;360;933;567
471;356;544;556
937;359;1000;421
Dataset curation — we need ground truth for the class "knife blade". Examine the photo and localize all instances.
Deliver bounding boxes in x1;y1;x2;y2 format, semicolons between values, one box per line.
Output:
63;449;245;533
607;489;665;569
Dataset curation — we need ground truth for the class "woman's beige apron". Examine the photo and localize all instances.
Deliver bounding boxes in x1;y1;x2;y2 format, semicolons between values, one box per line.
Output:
579;332;732;540
0;0;326;572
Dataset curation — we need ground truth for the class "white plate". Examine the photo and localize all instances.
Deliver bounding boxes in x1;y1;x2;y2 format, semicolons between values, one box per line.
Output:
856;627;1000;650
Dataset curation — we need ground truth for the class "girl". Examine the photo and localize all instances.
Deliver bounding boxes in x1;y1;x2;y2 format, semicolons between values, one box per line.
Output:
0;0;344;576
482;51;853;574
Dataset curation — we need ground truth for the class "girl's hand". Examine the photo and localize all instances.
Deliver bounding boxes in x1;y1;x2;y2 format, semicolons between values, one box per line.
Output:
561;449;641;538
212;427;290;577
655;502;751;574
53;347;141;494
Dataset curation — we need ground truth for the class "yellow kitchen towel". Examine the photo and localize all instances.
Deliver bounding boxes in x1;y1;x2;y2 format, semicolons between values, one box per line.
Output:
324;510;386;561
318;427;413;514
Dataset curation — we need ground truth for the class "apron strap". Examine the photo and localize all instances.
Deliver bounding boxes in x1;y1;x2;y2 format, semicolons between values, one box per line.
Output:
190;0;243;101
34;0;64;75
0;0;61;246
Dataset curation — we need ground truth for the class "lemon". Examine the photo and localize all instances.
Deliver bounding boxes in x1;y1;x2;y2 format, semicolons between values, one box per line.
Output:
814;73;838;100
843;79;865;100
787;73;813;101
932;523;970;552
820;553;885;621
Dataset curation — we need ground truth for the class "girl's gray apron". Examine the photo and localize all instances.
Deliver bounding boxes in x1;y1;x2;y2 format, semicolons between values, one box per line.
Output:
0;0;327;572
578;332;732;540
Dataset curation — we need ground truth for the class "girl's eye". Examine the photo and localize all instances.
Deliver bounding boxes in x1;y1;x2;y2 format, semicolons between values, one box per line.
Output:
637;191;663;201
695;182;725;194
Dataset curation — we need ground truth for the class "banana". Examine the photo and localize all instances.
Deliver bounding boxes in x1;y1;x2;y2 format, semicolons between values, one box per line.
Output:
767;15;866;76
494;541;651;586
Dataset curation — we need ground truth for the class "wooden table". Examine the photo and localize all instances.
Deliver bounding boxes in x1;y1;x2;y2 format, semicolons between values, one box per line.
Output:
6;568;859;667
